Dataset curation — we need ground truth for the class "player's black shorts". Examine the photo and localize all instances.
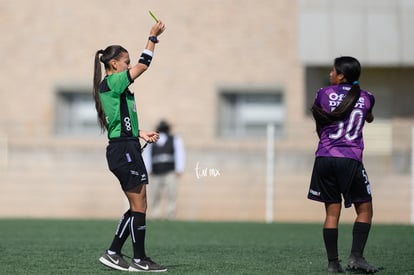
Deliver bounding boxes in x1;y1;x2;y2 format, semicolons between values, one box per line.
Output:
106;138;149;191
308;157;372;208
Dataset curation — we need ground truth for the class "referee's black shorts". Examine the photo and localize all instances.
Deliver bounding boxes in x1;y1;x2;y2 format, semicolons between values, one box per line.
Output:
308;157;372;208
106;138;149;191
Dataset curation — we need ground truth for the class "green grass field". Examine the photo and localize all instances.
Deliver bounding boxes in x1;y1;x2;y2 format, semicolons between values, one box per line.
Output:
0;219;413;274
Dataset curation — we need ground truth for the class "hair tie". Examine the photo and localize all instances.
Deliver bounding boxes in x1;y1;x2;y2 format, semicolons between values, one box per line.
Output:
353;80;359;85
98;49;104;55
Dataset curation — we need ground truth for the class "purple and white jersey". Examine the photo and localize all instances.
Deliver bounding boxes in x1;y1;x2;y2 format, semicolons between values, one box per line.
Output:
314;84;375;162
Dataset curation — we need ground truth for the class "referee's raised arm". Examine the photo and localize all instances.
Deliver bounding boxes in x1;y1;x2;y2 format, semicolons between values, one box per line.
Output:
129;21;166;80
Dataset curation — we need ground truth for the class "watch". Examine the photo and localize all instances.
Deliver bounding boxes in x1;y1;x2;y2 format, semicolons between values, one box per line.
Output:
149;36;159;43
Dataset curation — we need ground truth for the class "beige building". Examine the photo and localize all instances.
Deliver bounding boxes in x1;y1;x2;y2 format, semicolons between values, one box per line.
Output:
0;0;413;223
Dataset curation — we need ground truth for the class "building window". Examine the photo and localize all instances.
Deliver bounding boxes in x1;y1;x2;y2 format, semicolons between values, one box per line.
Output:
54;88;100;136
218;89;285;138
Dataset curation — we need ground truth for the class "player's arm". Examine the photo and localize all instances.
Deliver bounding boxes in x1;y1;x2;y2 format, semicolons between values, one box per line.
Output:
365;94;375;123
129;21;166;80
366;112;374;123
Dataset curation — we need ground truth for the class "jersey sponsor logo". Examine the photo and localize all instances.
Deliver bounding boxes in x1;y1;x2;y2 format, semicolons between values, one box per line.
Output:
130;170;139;176
309;189;320;197
328;92;366;111
123;117;132;131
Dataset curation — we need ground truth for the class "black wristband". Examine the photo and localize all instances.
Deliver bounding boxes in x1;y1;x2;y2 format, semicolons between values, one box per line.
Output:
139;52;153;66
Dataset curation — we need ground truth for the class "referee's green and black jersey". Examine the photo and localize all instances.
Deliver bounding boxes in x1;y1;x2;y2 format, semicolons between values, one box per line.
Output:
99;70;139;139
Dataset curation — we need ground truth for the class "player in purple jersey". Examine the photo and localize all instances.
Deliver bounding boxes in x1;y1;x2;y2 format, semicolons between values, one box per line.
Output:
308;57;379;273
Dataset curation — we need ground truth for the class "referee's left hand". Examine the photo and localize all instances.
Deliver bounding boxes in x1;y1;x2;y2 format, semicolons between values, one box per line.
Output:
139;130;160;143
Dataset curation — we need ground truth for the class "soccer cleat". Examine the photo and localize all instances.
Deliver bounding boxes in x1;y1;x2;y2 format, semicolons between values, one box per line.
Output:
348;255;379;273
99;250;130;271
129;257;167;272
328;260;345;273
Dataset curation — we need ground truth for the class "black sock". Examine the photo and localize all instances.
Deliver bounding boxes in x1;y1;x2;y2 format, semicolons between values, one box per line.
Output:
323;228;339;262
109;210;131;254
351;222;371;258
130;211;147;260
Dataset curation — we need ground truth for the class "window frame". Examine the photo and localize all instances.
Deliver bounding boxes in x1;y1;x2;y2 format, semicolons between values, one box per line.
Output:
217;87;285;138
54;87;100;136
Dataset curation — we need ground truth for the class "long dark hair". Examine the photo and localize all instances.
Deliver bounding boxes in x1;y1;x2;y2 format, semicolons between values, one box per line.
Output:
93;45;128;132
311;56;362;136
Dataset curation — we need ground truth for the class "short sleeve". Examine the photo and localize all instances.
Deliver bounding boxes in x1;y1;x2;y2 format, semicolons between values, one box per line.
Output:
106;70;133;95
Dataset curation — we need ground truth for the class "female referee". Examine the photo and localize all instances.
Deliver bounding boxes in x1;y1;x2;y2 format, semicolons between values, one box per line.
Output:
93;20;167;272
308;56;379;273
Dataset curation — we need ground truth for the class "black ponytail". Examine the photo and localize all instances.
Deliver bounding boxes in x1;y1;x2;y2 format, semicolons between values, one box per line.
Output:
92;45;128;133
93;49;106;132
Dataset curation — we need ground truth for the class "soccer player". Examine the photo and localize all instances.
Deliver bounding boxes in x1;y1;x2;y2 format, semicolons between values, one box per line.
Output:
92;20;167;272
308;56;379;273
